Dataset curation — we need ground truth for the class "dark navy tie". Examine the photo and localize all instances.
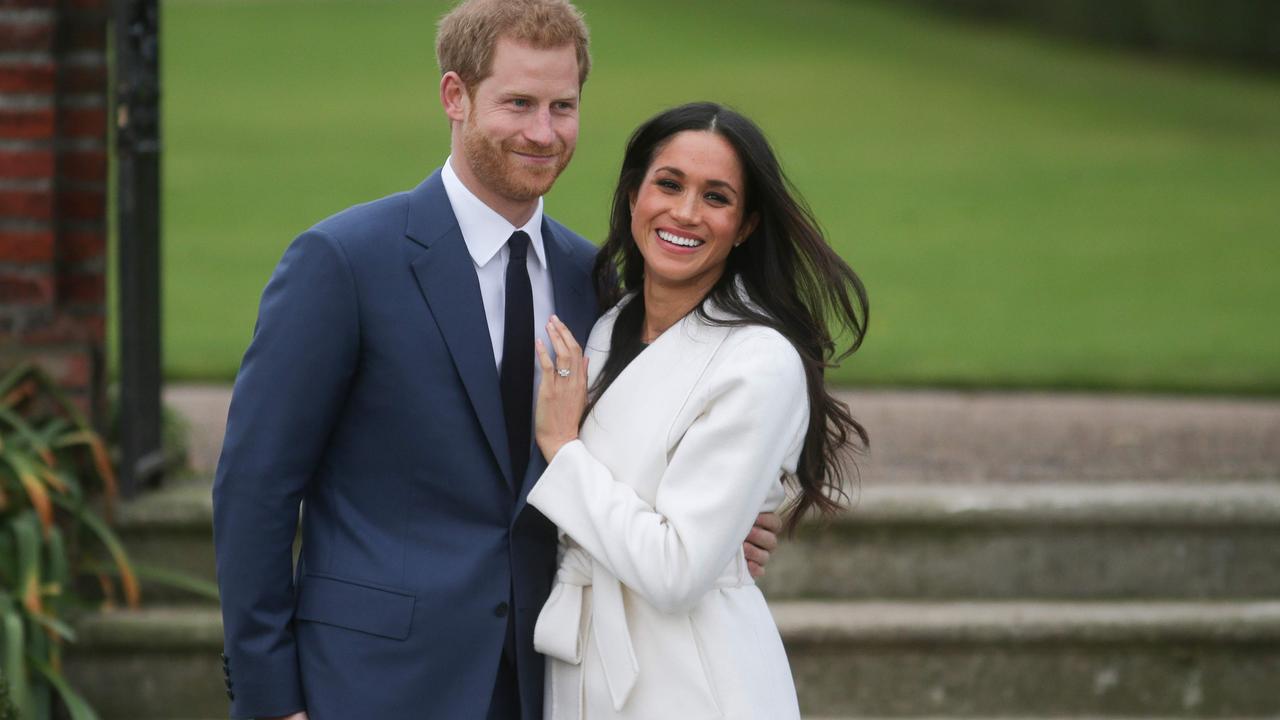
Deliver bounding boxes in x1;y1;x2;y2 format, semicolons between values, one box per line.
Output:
500;231;534;487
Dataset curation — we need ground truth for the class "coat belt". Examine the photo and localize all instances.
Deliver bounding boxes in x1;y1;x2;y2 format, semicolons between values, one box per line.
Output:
533;543;748;715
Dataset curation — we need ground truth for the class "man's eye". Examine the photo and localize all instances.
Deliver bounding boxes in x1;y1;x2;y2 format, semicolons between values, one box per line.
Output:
554;101;576;111
511;99;530;108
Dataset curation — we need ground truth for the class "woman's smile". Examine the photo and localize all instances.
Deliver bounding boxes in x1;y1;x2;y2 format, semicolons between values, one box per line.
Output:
656;228;705;251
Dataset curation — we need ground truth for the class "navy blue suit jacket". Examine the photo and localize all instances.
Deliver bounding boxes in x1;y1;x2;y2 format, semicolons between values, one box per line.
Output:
212;170;599;719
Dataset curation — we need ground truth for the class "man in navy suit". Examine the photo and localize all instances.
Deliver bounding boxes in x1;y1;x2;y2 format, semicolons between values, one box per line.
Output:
213;2;779;718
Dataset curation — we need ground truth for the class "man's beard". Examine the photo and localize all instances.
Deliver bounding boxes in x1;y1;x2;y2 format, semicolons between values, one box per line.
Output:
462;120;573;203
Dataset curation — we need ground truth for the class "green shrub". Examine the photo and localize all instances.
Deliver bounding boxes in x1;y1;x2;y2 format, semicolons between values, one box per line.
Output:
0;363;139;720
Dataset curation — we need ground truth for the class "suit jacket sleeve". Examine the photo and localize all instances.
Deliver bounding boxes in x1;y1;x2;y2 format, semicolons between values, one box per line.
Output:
527;331;808;614
212;229;360;717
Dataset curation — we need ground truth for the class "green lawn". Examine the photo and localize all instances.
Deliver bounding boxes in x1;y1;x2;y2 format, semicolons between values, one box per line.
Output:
149;0;1280;392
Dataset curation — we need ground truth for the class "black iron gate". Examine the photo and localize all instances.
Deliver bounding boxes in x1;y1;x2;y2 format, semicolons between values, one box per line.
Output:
114;0;164;496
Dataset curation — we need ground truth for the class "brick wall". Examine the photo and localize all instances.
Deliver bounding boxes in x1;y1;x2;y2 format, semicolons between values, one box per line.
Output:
0;0;108;425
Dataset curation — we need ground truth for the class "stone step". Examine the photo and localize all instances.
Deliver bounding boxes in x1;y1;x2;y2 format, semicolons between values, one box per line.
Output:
778;600;1280;718
65;608;226;719
773;599;1280;717
64;600;1280;719
114;476;218;605
116;478;1280;603
758;481;1280;601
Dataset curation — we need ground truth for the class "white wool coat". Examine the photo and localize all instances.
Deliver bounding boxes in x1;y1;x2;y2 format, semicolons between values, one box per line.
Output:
527;299;807;720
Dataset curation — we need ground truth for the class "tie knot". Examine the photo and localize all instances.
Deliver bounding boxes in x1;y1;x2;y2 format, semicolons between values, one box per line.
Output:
508;231;530;262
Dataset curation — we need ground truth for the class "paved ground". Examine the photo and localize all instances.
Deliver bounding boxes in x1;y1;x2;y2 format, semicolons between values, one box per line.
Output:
166;384;1280;483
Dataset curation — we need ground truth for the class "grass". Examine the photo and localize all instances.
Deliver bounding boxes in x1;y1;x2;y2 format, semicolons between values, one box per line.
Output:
148;0;1280;392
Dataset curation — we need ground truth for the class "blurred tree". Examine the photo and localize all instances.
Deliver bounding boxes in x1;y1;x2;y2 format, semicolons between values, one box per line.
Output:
907;0;1280;68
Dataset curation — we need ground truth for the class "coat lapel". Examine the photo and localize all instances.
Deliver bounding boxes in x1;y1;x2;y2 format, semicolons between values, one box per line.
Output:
405;172;514;489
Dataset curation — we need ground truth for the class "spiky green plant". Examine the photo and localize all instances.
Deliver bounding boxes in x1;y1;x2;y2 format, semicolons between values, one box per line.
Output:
0;363;140;720
0;666;19;720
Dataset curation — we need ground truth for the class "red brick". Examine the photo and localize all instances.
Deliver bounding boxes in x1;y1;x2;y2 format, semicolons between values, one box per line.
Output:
60;64;105;94
60;271;102;304
0;353;71;388
0;18;55;52
81;313;104;341
56;188;102;220
59;149;105;182
0;273;54;304
61;106;104;138
62;229;103;263
0;65;56;94
0;349;90;392
0;107;55;140
57;351;91;387
62;20;105;51
0;231;54;262
8;313;99;344
0;148;55;178
0;189;53;219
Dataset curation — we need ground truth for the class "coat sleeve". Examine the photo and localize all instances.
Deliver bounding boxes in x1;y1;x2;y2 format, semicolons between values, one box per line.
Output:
527;331;808;614
211;229;360;717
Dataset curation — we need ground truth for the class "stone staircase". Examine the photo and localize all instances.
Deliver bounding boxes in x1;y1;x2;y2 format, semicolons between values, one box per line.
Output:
62;388;1280;719
756;482;1280;718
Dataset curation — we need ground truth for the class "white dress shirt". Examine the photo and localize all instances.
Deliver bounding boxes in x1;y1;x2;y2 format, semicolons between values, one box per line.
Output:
441;156;556;391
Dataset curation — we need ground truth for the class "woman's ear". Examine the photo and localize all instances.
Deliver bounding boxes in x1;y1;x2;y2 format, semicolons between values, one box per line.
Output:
735;212;760;247
628;189;638;214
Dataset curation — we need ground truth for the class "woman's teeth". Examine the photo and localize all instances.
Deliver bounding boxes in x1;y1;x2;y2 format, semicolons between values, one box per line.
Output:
658;230;704;248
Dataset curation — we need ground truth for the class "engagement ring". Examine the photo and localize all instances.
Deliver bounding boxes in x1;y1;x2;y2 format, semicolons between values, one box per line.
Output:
557;368;571;378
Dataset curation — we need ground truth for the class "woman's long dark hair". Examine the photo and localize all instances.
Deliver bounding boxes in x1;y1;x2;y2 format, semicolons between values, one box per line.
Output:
591;102;870;534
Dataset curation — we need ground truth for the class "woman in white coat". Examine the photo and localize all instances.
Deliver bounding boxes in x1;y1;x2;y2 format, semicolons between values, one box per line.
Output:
529;102;870;719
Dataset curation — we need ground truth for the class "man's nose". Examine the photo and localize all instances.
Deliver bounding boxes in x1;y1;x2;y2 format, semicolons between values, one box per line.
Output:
523;109;556;146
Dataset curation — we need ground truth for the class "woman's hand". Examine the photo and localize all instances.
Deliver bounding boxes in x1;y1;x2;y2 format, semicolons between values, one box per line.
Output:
535;315;589;461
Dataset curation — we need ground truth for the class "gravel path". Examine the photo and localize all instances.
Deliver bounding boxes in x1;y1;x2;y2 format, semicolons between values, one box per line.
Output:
166;385;1280;483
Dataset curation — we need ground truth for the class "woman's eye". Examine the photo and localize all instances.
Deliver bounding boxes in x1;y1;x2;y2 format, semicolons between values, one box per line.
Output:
705;193;729;205
657;179;680;191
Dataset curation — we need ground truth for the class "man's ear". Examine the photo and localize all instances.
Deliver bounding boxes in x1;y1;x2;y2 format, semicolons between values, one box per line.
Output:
440;71;468;123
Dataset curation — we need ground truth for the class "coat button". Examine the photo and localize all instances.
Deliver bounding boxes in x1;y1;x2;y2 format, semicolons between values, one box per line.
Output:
494;601;509;618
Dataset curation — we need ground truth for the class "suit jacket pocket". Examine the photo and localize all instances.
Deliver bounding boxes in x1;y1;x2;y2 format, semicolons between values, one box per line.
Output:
295;573;416;640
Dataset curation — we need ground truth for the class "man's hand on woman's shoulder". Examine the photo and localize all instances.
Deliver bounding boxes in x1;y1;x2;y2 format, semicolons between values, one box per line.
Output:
745;511;781;579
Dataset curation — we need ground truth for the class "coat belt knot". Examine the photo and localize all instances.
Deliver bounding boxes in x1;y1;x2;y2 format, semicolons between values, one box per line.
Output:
534;542;752;716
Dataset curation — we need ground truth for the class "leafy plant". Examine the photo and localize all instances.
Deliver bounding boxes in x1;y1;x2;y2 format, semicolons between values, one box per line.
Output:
0;666;19;720
0;363;140;720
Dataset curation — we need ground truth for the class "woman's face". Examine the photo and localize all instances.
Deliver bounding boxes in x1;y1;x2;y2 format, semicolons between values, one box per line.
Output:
630;130;755;297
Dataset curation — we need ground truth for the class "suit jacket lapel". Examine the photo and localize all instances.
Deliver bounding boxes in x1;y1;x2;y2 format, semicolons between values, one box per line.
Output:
514;218;596;516
542;218;594;348
405;172;514;490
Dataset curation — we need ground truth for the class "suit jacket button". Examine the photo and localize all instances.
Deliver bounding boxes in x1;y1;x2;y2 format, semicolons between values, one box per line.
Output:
494;601;509;618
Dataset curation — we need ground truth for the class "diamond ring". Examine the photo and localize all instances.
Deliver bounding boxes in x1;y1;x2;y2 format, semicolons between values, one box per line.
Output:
556;368;571;378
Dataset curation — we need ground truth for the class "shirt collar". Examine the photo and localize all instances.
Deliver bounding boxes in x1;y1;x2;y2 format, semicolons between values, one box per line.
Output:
442;155;547;269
